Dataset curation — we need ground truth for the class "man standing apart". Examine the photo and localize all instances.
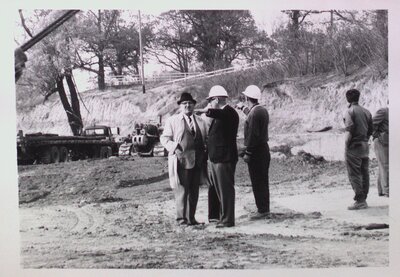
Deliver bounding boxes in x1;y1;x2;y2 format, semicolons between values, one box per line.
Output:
198;85;239;228
372;102;389;197
343;89;373;210
238;85;271;220
160;91;208;225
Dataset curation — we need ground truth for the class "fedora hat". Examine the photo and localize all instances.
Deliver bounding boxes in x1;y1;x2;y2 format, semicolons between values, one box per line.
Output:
177;92;197;105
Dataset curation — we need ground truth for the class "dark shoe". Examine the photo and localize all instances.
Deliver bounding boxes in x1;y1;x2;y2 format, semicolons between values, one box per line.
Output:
347;201;368;210
187;220;204;226
249;211;270;220
216;222;234;228
208;218;219;223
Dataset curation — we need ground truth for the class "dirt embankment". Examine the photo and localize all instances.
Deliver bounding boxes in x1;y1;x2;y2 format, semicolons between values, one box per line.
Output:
16;68;387;138
18;151;389;269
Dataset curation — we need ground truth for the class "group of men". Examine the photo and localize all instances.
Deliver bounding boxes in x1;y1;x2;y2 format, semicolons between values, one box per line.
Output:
160;85;270;228
343;89;389;210
160;86;389;228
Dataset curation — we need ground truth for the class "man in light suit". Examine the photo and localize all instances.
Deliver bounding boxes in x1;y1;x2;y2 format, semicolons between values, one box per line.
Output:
372;103;389;197
160;91;208;226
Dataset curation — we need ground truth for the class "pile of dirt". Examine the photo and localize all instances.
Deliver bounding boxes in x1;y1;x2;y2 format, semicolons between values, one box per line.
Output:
18;157;169;206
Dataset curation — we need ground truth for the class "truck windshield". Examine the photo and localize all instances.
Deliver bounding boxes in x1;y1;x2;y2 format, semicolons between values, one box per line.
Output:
85;129;105;135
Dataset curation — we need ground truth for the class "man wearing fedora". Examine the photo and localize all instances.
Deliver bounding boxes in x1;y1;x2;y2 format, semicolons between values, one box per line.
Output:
160;90;209;226
238;85;271;220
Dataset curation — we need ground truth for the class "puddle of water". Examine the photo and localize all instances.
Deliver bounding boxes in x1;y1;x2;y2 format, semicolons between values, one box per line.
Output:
291;133;376;161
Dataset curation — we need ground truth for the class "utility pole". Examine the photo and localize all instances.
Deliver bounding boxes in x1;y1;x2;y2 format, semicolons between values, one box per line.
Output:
138;10;145;94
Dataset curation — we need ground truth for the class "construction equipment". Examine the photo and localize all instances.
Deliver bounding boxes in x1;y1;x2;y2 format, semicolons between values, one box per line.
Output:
17;125;121;165
119;122;167;157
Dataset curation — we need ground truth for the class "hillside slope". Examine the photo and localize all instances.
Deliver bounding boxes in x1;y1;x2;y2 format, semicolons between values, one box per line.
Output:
16;68;388;136
263;69;388;134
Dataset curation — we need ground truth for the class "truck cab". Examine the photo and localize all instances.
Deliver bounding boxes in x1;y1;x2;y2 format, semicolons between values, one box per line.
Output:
83;125;121;142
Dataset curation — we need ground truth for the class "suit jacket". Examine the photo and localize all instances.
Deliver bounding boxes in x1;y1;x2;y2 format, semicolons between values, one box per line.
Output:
160;112;208;188
206;105;239;163
372;107;388;146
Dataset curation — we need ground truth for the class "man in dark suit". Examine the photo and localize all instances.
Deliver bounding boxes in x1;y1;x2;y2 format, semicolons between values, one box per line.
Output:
198;85;239;228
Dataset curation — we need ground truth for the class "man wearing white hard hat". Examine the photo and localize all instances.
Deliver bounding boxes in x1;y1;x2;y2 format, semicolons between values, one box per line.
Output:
238;85;271;220
197;85;239;228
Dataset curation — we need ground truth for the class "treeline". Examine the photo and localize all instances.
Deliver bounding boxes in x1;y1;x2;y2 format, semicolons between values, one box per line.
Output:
17;10;387;93
275;10;388;78
15;10;387;133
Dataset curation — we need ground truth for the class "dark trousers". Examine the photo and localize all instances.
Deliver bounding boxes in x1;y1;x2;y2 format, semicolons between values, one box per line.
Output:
208;184;220;220
175;163;201;223
345;144;370;202
247;144;270;213
209;162;236;225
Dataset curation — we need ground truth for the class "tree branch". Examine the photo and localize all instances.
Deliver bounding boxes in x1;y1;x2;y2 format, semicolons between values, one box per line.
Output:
18;9;34;38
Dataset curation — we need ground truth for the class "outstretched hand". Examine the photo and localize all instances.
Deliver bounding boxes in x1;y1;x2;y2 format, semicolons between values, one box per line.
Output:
235;102;245;110
194;107;208;115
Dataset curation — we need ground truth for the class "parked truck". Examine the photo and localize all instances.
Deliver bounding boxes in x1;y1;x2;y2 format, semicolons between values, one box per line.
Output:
17;125;122;165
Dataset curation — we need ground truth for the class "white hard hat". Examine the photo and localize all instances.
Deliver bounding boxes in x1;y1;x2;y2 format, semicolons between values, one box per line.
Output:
207;85;228;99
242;85;261;100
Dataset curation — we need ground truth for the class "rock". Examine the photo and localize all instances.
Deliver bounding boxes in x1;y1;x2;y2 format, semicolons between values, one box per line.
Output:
270;144;292;156
271;152;286;160
296;150;326;164
365;223;389;230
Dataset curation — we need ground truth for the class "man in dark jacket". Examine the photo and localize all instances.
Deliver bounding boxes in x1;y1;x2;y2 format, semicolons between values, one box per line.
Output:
343;89;373;210
198;85;239;228
239;85;271;220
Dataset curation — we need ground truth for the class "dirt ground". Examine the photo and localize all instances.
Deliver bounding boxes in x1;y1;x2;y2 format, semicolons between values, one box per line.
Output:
18;149;389;269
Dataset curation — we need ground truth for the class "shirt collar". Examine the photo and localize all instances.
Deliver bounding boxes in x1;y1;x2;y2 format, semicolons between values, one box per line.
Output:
249;103;259;112
179;112;193;119
348;102;359;108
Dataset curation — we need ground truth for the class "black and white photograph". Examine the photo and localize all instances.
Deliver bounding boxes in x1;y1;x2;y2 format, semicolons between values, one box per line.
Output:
1;0;399;276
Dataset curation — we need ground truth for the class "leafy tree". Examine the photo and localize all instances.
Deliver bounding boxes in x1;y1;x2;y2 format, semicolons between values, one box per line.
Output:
151;10;196;73
16;10;83;135
75;10;120;90
75;10;154;89
106;12;154;76
180;10;264;71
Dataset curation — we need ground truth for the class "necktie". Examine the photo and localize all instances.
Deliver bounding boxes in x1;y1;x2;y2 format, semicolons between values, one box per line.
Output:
188;116;195;136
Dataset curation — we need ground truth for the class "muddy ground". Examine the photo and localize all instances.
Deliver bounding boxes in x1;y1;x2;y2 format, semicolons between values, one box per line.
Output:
18;150;389;269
